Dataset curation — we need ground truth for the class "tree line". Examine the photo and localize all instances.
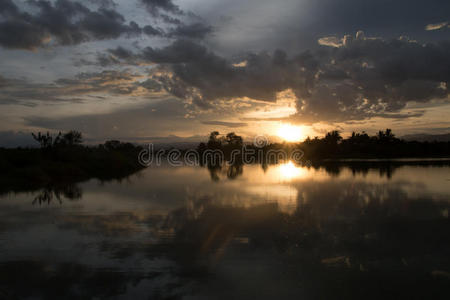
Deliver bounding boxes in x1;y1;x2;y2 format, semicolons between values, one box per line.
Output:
0;130;145;195
197;129;450;160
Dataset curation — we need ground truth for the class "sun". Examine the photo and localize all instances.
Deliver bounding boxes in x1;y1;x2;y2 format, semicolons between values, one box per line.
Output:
277;124;303;142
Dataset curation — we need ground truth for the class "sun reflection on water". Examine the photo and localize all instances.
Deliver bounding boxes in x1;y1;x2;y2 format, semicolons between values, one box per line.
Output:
277;161;305;181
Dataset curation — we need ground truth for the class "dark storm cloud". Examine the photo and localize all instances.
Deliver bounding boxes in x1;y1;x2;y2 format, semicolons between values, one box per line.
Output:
300;34;449;122
77;9;141;40
0;0;19;16
141;34;449;123
140;0;182;16
160;14;182;25
143;40;296;102
142;25;163;36
0;0;151;50
89;0;117;9
143;39;214;63
0;0;214;50
168;23;213;39
139;0;212;37
108;46;135;59
0;20;49;51
85;22;212;66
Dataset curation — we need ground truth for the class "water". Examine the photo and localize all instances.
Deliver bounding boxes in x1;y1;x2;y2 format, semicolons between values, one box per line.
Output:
0;162;449;299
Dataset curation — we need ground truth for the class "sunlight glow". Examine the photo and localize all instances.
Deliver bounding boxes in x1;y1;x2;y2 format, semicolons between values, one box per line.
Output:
278;161;304;180
277;124;303;142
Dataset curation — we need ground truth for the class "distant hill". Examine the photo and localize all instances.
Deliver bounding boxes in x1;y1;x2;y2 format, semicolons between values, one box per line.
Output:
401;133;450;142
88;135;207;149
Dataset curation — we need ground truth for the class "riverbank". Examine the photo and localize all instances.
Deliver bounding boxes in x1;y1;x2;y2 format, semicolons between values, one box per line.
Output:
0;145;145;194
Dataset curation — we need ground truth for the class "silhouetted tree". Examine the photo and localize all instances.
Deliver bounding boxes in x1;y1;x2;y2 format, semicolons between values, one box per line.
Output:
197;142;207;153
197;128;450;161
104;140;122;150
225;132;243;147
207;131;222;149
61;130;83;146
377;128;396;143
32;130;84;148
324;131;342;145
348;131;370;144
31;131;61;148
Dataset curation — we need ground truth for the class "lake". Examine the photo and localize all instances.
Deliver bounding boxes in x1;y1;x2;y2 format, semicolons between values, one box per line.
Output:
1;162;449;299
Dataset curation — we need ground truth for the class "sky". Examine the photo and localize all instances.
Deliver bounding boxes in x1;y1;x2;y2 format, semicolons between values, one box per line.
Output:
0;0;449;146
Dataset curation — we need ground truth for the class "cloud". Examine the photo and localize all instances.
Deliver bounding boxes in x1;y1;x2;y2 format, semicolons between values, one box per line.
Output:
73;46;150;67
294;34;450;122
375;112;425;119
160;13;182;25
77;8;141;40
169;22;213;39
0;0;152;50
54;70;148;95
0;0;19;16
1;0;449;133
42;29;450;125
139;1;214;39
89;0;117;9
140;0;182;16
0;71;162;105
425;21;448;31
188;0;450;56
0;20;50;51
142;24;163;36
25;98;192;140
318;36;344;48
0;0;215;50
201;120;248;128
143;40;301;104
317;31;367;48
136;32;449;123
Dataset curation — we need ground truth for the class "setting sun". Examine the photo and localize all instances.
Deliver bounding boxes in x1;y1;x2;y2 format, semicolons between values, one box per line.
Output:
277;124;303;142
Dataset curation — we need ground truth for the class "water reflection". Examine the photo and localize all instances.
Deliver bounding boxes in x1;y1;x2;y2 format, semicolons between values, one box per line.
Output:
207;162;244;181
32;184;82;205
0;162;449;299
277;161;306;180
